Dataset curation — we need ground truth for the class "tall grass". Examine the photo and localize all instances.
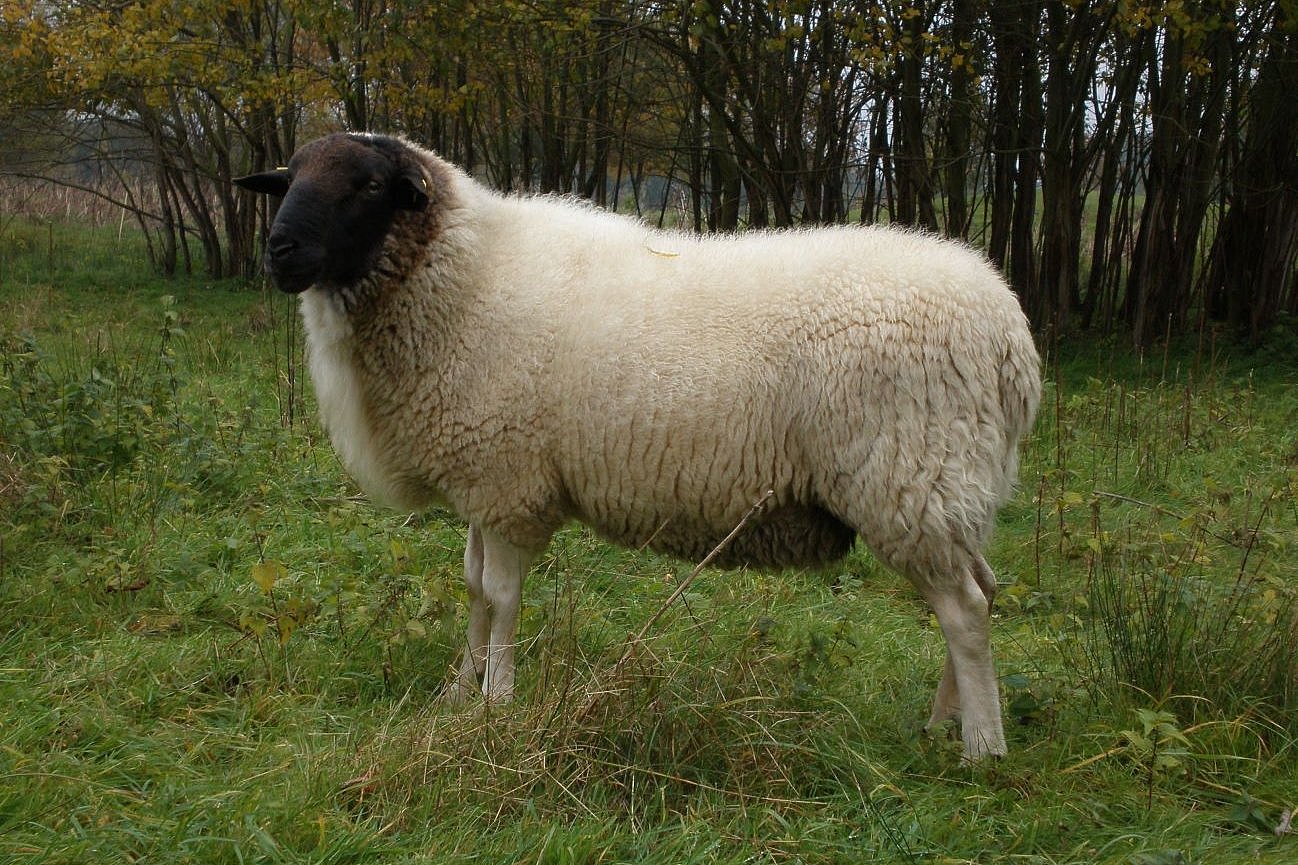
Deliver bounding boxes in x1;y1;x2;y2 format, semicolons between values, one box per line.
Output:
1082;541;1298;733
1024;341;1298;737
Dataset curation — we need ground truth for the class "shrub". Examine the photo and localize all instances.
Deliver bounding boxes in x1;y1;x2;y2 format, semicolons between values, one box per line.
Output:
1080;545;1298;734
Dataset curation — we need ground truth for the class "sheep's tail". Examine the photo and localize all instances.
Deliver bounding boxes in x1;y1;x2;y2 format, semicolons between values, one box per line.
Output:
995;322;1042;504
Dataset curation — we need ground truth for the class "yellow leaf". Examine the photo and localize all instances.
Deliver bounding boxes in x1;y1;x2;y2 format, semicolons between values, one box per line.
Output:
390;538;409;564
252;560;285;594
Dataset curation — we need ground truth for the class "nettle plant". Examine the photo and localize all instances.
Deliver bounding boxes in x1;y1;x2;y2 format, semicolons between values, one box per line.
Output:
238;530;459;688
0;296;187;534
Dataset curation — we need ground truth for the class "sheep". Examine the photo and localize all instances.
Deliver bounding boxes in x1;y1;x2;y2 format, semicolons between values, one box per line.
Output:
234;131;1041;761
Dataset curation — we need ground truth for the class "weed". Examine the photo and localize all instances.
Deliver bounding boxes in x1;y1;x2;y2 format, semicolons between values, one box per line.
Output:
1077;514;1298;736
1122;707;1193;808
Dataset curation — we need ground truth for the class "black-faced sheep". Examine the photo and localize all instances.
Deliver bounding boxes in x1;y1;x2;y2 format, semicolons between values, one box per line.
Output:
235;132;1041;761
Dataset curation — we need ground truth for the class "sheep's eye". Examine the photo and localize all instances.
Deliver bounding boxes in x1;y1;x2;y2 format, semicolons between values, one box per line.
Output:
365;179;384;195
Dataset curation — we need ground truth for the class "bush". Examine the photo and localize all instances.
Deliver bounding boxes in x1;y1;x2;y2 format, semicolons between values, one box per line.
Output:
1080;546;1298;734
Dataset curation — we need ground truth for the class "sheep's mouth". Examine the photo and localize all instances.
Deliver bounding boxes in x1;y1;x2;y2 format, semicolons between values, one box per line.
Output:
265;262;320;294
273;274;316;294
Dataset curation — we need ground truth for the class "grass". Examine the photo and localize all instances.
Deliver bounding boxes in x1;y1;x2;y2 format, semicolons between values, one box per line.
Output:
1;216;1297;863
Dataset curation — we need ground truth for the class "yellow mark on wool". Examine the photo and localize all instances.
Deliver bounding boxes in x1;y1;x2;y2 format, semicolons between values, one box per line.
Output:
646;246;679;258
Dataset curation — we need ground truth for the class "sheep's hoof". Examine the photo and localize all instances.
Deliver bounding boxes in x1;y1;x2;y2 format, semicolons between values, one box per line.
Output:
960;747;1007;766
443;678;479;706
482;688;515;707
960;735;1008;765
922;718;959;742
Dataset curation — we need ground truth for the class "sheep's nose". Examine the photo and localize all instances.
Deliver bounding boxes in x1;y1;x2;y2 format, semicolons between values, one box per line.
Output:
267;231;298;262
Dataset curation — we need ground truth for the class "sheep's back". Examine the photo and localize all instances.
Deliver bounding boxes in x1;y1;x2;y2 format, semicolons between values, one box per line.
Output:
513;210;1038;569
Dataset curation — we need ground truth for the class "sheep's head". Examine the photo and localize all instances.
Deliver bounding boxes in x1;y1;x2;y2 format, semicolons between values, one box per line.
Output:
234;133;431;294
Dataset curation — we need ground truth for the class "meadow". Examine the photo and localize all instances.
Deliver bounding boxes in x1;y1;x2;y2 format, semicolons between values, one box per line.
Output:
1;216;1296;864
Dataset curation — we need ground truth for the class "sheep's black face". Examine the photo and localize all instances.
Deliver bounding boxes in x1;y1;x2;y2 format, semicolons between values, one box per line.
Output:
234;134;429;294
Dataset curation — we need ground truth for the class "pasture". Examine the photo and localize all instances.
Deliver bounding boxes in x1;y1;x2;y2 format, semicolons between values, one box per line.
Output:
1;218;1296;864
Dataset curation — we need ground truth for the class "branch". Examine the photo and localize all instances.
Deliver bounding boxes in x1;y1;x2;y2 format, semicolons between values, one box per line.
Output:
0;171;163;224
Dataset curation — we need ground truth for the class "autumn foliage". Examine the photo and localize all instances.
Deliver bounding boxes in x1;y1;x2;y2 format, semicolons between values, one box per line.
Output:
1;0;1295;344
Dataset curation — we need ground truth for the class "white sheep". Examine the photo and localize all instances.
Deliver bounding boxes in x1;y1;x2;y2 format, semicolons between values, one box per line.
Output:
235;132;1041;761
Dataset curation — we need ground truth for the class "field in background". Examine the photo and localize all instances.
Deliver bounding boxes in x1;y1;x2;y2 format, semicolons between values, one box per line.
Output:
2;217;1296;864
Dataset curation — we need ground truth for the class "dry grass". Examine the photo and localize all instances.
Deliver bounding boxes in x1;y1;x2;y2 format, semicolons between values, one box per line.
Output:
344;519;874;830
0;176;164;228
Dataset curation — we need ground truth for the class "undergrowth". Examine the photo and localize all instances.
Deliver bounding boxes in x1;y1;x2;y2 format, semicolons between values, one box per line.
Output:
1;219;1296;863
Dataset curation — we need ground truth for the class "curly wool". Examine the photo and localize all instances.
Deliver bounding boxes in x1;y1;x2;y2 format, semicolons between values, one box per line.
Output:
301;150;1039;586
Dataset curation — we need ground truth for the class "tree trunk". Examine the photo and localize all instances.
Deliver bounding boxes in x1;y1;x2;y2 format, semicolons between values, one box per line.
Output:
1204;6;1298;339
942;0;975;238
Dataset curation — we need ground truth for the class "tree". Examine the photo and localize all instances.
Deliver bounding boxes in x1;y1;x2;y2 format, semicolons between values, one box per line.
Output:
1125;0;1234;347
2;0;1294;346
1;0;315;278
1203;1;1298;339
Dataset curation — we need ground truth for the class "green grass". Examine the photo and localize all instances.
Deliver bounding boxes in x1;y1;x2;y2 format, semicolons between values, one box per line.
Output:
2;217;1296;864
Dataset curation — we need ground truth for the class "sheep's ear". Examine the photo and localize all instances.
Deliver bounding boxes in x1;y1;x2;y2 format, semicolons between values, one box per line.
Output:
233;168;291;197
395;168;430;211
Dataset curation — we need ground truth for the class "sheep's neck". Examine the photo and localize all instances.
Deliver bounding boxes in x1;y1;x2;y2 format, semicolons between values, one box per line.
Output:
339;208;484;510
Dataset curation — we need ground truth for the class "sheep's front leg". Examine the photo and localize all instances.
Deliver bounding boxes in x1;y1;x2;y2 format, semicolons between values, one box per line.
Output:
448;525;535;704
478;528;534;702
448;524;488;703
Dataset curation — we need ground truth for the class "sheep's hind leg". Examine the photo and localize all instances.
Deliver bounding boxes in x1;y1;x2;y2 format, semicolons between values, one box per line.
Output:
926;654;960;731
447;524;488;704
924;555;997;732
478;528;534;703
917;558;1006;761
